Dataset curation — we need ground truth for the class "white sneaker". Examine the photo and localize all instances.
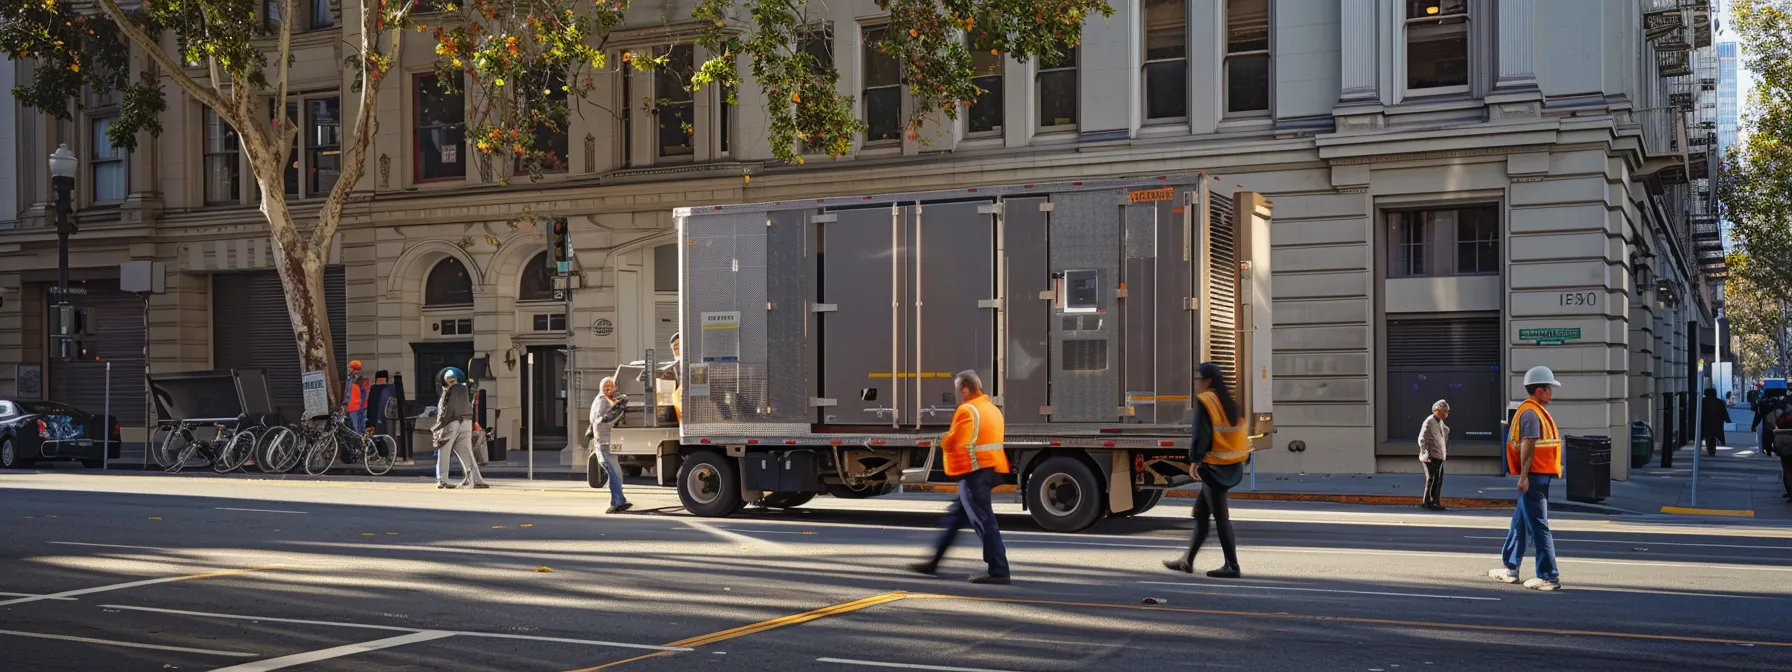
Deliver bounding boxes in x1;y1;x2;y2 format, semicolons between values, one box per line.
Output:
1488;568;1519;583
1523;578;1561;591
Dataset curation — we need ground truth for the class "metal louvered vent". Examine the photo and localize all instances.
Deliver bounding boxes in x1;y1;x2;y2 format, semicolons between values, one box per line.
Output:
1062;339;1109;371
1205;191;1240;402
1386;318;1502;367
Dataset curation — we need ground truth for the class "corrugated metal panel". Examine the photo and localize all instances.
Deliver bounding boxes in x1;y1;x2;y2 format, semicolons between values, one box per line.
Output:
46;283;146;425
1206;191;1240;407
212;268;347;421
1386;317;1501;367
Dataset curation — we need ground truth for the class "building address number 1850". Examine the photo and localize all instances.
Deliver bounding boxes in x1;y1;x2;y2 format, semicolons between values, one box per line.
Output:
1559;292;1599;307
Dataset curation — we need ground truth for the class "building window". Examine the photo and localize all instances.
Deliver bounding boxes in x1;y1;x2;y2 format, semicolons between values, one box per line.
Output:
1037;49;1078;130
1387;206;1500;278
1404;0;1469;93
270;100;299;197
308;98;342;194
264;0;283;30
90;117;126;202
415;72;466;182
620;65;633;165
425;257;474;307
968;38;1004;135
718;79;735;156
653;243;679;292
797;26;835;152
520;251;556;302
516;71;569;174
656;45;696;159
311;0;332;28
1225;0;1270;115
203;108;241;205
863;26;902;144
1143;0;1187;121
438;318;474;336
532;314;568;331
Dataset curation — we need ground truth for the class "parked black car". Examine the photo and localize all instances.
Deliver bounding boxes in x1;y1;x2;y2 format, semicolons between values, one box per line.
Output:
0;400;122;469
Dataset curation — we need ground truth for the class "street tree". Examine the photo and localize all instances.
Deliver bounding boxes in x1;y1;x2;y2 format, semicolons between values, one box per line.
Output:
1718;0;1792;376
1721;254;1790;379
0;0;417;405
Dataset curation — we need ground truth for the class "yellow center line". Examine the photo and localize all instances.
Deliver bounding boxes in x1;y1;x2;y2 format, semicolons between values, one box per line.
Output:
902;593;1792;649
564;592;909;672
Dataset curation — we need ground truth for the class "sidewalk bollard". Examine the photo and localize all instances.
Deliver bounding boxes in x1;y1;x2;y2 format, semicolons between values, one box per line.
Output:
1692;370;1704;508
102;361;111;471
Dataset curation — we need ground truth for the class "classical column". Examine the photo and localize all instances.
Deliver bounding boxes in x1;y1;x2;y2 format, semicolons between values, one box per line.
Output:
1337;0;1379;105
1494;0;1538;91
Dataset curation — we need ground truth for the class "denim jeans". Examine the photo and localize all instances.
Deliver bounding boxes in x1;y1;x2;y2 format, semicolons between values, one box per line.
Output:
594;439;628;507
929;468;1011;577
1502;473;1558;580
346;409;367;434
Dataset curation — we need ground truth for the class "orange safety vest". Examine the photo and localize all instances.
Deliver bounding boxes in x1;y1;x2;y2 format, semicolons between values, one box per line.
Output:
344;376;370;412
1505;398;1563;477
941;393;1009;477
1196;391;1252;465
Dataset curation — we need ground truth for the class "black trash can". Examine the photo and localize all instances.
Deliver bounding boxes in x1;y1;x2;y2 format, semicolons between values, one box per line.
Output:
1564;435;1612;503
1629;421;1653;468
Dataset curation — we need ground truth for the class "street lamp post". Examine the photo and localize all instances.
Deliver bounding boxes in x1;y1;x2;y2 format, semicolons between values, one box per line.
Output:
48;144;78;360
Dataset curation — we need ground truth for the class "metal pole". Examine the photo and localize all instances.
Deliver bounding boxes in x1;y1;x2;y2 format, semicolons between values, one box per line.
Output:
1692;369;1704;507
527;351;535;480
103;361;111;471
141;293;151;469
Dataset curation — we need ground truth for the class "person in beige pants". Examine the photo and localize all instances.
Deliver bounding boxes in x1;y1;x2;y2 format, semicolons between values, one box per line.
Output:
434;367;488;489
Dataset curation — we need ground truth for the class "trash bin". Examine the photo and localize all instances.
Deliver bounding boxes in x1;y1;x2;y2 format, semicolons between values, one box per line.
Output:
1565;435;1612;504
1630;421;1654;468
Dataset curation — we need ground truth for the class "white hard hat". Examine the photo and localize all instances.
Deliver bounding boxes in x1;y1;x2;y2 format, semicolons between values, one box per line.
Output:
1523;366;1561;388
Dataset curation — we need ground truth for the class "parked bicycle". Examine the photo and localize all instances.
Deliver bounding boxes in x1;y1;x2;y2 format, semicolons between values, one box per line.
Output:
296;411;395;476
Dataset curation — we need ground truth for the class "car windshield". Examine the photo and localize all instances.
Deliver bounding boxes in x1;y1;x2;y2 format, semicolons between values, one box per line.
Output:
18;402;79;415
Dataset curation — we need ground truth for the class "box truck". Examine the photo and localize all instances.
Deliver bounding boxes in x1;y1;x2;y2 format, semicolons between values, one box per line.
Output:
597;174;1274;532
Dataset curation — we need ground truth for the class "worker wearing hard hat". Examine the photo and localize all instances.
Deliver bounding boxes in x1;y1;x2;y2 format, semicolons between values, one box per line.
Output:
343;360;371;433
1490;366;1563;591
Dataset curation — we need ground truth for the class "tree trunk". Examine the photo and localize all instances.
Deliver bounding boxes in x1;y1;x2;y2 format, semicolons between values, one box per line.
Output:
260;186;342;411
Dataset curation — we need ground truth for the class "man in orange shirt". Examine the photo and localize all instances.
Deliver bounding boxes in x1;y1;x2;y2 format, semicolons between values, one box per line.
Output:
343;360;371;433
910;370;1011;584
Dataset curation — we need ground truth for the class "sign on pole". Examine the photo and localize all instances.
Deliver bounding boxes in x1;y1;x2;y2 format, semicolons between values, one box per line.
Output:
302;371;329;419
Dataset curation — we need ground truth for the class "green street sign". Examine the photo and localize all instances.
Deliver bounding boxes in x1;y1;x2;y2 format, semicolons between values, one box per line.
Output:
1520;327;1581;345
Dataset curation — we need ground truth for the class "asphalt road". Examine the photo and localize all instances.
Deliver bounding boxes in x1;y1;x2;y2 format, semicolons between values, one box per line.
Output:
3;471;1792;672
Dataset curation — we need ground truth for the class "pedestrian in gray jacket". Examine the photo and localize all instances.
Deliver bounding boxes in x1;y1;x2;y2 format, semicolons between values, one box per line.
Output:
1419;400;1449;511
589;376;632;513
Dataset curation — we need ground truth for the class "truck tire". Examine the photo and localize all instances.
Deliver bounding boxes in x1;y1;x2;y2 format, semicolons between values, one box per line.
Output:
1112;489;1166;517
678;451;744;517
825;481;898;499
758;492;816;509
1026;456;1105;533
587;453;608;489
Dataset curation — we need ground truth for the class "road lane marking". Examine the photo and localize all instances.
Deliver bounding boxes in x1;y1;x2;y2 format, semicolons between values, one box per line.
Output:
0;628;257;657
1243;546;1792;573
681;518;794;554
1135;581;1500;602
817;658;1022;672
98;604;691;651
1008;539;1178;550
209;630;454;671
47;541;173;552
0;592;75;601
216;507;308;514
902;593;1792;649
0;565;283;606
564;592;911;671
1462;535;1792;551
1661;506;1755;517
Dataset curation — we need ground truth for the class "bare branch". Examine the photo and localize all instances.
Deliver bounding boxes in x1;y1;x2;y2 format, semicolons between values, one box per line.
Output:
275;0;296;126
311;1;415;255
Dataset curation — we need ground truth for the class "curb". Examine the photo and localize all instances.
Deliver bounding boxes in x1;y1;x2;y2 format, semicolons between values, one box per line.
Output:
900;482;1514;509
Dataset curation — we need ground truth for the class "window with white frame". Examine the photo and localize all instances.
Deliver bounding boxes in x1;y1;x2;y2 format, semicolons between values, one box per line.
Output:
1037;48;1077;130
1404;0;1469;94
1143;0;1187;121
90;116;126;203
862;26;902;144
308;98;342;193
1388;206;1500;278
1225;0;1270;115
968;36;1004;135
656;45;696;159
203;108;241;205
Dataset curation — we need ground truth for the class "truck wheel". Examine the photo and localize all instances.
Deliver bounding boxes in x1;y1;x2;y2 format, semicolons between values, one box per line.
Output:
1112;489;1166;517
678;451;744;517
759;492;816;509
587;453;608;489
1027;456;1105;533
825;481;897;499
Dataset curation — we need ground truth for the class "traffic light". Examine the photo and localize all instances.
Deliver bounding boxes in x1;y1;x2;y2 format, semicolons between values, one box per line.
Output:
549;217;571;272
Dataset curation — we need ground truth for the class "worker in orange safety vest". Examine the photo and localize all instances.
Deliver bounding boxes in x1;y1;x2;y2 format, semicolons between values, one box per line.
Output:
343;360;371;433
910;370;1011;584
1490;365;1563;591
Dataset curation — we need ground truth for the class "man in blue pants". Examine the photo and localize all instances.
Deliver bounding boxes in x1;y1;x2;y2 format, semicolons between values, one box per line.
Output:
1491;366;1563;591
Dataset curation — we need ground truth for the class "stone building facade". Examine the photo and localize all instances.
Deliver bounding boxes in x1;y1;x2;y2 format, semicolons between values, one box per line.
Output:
0;0;1722;478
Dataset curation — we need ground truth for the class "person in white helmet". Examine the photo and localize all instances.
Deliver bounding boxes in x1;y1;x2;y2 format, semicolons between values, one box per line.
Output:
1490;365;1563;591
